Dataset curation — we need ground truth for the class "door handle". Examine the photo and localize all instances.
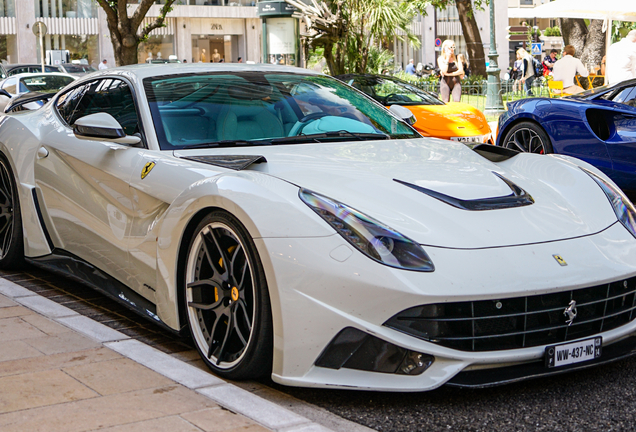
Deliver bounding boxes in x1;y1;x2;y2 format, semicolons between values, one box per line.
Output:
37;147;49;159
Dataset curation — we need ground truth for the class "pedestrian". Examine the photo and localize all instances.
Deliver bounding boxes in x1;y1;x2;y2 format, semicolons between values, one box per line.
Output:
543;49;558;76
517;48;536;96
237;57;242;63
605;29;636;85
98;59;108;70
552;45;588;94
437;40;463;102
457;54;470;78
183;59;187;63
512;51;523;93
405;59;416;75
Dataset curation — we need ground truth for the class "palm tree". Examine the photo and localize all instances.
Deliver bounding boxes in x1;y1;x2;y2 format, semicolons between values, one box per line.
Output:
287;0;420;75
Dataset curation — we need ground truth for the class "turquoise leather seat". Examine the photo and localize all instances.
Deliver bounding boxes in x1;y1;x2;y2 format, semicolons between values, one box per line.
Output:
216;101;283;141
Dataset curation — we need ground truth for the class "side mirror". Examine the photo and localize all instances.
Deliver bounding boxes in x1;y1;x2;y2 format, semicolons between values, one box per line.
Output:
389;105;416;126
73;113;142;146
0;89;11;99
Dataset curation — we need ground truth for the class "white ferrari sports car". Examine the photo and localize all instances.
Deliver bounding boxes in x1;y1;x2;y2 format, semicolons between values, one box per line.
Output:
2;64;636;392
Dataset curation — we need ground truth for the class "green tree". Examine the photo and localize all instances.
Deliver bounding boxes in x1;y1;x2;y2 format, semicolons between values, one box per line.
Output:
94;0;178;66
287;0;420;75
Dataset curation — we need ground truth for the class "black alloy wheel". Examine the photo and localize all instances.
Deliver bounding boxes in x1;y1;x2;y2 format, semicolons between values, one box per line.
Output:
502;121;554;155
185;211;272;379
0;156;23;269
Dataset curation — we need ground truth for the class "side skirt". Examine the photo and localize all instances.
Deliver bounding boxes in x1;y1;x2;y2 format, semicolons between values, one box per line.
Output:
27;250;179;335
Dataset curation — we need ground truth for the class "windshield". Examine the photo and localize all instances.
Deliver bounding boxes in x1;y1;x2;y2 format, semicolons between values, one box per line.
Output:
144;72;420;150
346;76;444;106
20;75;75;93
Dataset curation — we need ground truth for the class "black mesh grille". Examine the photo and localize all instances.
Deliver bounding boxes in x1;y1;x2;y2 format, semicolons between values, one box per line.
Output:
384;276;636;351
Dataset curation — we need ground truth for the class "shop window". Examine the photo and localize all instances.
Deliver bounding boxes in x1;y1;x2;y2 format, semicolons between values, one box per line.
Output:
139;35;176;64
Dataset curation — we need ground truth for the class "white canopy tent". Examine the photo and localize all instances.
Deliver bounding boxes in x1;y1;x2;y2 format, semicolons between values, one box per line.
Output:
531;0;636;64
531;0;636;22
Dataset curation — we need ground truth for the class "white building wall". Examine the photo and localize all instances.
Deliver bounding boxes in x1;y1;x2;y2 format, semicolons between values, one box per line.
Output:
15;0;36;63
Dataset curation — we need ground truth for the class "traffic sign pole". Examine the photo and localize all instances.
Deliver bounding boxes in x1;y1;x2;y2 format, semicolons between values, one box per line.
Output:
33;22;48;73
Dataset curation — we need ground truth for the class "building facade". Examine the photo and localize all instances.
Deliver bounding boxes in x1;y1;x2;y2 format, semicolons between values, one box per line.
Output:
0;0;262;68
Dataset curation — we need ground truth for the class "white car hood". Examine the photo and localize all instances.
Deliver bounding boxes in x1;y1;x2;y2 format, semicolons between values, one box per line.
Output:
176;138;618;249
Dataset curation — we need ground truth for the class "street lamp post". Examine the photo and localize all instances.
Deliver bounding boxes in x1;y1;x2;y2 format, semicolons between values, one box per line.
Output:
485;0;506;116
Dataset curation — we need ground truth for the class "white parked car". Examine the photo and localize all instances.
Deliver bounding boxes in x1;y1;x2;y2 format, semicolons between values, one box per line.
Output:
1;64;636;391
0;72;76;112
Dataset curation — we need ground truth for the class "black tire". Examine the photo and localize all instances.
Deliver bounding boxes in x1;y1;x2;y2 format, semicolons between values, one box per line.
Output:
184;210;272;380
502;121;554;155
0;155;24;269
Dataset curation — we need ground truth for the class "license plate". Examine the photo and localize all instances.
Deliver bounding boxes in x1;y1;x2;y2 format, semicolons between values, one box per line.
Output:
450;136;480;143
545;337;602;368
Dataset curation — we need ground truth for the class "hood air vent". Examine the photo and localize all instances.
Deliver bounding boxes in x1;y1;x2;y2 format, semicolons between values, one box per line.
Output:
394;172;534;211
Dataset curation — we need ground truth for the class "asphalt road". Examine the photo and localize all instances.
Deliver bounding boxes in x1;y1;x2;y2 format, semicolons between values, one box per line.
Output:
4;264;636;432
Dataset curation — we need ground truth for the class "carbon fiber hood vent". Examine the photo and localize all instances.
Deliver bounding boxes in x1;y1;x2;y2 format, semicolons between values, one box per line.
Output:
394;172;534;211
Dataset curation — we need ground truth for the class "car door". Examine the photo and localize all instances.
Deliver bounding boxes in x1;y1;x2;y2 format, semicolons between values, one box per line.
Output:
602;86;636;193
34;77;145;289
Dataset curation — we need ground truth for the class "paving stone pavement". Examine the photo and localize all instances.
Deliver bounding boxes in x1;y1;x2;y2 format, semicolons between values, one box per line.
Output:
0;268;338;432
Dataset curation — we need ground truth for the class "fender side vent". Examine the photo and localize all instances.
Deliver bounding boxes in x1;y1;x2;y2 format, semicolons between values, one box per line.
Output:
180;155;267;170
586;109;612;141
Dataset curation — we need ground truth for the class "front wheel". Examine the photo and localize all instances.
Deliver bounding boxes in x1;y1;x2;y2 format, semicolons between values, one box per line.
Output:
501;121;553;154
184;211;272;379
0;156;24;269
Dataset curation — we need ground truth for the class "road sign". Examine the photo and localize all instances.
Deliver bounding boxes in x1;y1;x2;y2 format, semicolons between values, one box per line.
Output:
507;26;528;33
32;21;47;37
531;42;543;56
435;38;442;47
507;34;528;42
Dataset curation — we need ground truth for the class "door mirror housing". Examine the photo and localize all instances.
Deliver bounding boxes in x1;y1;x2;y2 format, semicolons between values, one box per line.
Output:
389;105;416;126
0;89;11;99
73;113;142;146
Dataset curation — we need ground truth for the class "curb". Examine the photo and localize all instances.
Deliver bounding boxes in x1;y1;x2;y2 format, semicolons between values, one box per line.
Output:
0;278;334;432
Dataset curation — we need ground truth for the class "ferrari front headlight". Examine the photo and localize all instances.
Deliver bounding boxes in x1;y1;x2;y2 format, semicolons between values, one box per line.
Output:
300;189;434;272
582;167;636;238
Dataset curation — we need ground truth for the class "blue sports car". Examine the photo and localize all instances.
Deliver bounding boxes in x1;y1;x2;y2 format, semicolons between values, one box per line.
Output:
496;78;636;196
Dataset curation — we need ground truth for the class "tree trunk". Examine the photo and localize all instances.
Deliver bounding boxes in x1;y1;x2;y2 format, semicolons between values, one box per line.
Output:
455;0;487;77
559;18;606;68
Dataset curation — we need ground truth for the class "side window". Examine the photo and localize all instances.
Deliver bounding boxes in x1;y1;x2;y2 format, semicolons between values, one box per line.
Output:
613;87;636;107
57;79;141;137
2;78;17;94
56;84;90;125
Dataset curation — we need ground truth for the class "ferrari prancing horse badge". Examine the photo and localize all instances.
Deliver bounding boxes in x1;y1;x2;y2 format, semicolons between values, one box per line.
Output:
141;161;156;179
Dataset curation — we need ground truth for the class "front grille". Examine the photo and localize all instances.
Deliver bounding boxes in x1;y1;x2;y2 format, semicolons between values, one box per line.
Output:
384;276;636;351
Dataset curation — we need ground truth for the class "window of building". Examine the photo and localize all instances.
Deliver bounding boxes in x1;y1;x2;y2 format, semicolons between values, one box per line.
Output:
0;0;15;17
35;0;98;18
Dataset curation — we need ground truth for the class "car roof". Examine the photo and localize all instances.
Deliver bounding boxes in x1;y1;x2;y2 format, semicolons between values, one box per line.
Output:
80;63;323;81
5;63;61;70
9;72;76;80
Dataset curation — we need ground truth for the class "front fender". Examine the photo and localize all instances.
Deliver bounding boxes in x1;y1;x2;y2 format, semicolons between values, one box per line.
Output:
154;170;334;334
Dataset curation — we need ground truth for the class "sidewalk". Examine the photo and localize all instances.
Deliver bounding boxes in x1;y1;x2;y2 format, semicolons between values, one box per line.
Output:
0;278;331;432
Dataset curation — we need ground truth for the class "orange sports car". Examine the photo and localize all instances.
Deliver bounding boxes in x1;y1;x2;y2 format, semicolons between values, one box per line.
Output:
336;74;493;145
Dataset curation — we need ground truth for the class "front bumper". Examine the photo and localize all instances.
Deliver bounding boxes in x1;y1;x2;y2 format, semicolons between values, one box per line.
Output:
255;222;636;391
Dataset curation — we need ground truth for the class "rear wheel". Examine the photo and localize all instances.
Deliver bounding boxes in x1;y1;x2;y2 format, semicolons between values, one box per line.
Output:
184;211;272;379
0;156;23;269
502;121;553;154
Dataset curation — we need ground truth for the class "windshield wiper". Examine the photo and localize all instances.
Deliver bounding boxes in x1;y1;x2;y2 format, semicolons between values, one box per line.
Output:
179;140;264;149
269;131;389;145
